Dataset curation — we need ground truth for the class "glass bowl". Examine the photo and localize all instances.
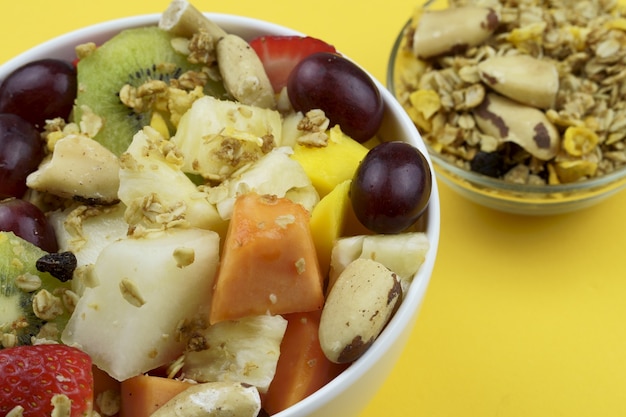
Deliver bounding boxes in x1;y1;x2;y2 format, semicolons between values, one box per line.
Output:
0;12;440;417
387;15;626;216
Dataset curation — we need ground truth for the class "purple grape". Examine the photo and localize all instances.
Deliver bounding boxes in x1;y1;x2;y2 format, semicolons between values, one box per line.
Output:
350;142;431;234
0;198;58;252
0;113;45;199
0;59;77;128
287;52;384;143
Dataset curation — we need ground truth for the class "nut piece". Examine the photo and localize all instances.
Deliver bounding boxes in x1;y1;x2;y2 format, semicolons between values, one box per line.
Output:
159;0;227;40
473;93;560;161
319;258;402;364
26;134;120;205
478;55;559;109
150;381;261;417
412;6;500;59
216;34;276;109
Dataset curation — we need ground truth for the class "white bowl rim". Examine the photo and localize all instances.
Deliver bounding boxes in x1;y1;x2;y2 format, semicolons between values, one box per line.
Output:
1;13;440;417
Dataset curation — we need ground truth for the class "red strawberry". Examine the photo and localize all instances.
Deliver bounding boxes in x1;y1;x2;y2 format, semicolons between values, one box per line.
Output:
249;35;337;93
0;344;93;417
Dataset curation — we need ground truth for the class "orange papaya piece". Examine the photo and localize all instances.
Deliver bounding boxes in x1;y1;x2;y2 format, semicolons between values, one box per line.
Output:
119;375;191;417
263;310;349;414
210;193;324;323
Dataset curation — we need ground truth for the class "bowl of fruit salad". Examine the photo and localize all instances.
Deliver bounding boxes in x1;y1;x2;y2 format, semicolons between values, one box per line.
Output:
389;0;626;215
0;1;439;416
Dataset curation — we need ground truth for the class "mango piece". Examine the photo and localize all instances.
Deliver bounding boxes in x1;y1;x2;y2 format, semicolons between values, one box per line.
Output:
291;125;368;198
310;180;352;277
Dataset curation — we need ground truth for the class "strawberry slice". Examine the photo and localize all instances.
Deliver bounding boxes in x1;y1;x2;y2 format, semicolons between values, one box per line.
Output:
249;35;337;93
0;344;94;417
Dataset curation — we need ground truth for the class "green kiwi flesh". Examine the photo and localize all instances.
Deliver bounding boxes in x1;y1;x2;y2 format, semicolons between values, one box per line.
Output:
0;232;72;347
73;26;227;156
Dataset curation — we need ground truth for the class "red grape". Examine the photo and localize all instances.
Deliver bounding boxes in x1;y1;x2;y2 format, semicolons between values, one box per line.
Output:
287;52;383;143
350;142;431;234
0;198;58;252
0;113;45;199
0;59;77;128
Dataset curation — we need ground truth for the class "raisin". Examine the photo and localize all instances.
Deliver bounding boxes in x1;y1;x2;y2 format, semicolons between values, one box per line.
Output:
36;251;77;282
470;151;506;178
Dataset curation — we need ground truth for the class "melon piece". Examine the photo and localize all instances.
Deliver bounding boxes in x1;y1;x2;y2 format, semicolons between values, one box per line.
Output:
209;192;324;323
62;227;220;381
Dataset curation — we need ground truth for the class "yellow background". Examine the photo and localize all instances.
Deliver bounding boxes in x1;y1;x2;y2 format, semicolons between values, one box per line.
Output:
3;1;626;416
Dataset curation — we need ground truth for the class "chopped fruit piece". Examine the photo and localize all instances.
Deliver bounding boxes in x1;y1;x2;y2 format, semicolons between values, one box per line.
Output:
210;192;324;323
120;375;191;417
291;125;368;198
309;179;352;277
249;35;337;93
264;311;348;414
182;315;287;393
0;344;93;417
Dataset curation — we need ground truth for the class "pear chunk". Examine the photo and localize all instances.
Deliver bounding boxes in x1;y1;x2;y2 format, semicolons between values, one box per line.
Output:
62;227;220;381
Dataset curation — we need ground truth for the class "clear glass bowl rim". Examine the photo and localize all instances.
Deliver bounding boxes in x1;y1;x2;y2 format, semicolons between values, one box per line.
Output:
386;18;626;198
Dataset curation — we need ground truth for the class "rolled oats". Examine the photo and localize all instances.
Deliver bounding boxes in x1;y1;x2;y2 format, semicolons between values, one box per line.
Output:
395;0;626;184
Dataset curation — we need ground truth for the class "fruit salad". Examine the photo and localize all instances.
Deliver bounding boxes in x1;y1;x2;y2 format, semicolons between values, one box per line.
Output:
0;1;433;416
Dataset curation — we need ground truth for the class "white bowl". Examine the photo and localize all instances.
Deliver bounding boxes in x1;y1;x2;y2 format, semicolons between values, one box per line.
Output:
0;14;440;417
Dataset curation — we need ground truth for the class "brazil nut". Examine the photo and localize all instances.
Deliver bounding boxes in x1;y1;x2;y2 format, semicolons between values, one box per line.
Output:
319;258;402;364
473;93;560;160
412;6;500;59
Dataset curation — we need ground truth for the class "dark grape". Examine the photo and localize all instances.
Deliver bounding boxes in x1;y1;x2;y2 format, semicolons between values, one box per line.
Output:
350;142;431;234
0;59;77;127
287;52;383;143
0;198;58;252
0;113;45;199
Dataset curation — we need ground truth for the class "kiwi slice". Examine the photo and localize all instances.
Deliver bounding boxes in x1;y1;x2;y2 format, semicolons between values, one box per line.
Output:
73;26;227;156
0;232;72;347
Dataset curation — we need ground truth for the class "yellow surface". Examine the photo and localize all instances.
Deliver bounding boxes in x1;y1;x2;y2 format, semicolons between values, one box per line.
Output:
3;1;626;416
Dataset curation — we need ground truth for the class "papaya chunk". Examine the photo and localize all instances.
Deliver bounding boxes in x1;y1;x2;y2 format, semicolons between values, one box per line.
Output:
119;374;191;417
120;375;190;417
263;311;348;414
210;192;324;323
93;366;121;417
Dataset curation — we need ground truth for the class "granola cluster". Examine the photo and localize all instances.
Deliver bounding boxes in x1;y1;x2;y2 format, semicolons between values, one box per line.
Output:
394;0;626;184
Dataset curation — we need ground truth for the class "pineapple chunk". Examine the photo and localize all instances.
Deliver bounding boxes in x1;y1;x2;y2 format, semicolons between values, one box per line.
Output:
171;95;283;182
119;126;226;235
61;227;220;381
182;315;287;393
206;147;319;220
329;233;430;293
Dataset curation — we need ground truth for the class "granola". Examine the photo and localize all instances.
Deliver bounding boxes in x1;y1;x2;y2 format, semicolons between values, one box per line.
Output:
394;0;626;184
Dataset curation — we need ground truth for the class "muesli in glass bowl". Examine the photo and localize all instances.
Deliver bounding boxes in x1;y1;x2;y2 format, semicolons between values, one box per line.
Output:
388;0;626;215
